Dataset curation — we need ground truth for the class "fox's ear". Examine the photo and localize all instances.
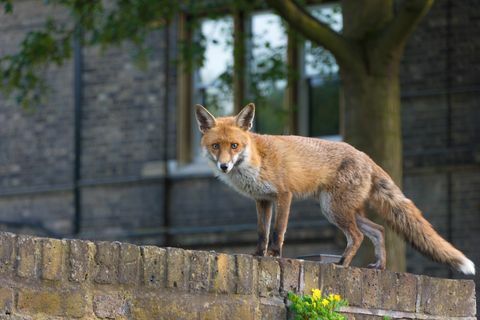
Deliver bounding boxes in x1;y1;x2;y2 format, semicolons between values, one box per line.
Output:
195;104;216;133
235;103;255;131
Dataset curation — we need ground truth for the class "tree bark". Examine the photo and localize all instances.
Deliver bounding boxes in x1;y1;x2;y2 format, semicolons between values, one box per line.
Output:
341;69;406;272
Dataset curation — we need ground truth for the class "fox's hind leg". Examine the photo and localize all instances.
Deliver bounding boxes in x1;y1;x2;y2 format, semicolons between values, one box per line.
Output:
356;213;386;269
336;223;364;267
320;192;364;267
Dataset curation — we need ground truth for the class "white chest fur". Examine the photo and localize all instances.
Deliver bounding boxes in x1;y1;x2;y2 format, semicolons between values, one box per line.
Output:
217;164;277;199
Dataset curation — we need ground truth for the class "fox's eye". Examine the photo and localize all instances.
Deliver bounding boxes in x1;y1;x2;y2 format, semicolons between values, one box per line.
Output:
212;143;220;150
231;143;238;149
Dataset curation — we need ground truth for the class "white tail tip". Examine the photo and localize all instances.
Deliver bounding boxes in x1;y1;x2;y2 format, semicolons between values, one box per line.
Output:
458;257;475;275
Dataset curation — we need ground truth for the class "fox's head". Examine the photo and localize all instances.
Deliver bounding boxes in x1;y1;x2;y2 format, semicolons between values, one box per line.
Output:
195;103;255;174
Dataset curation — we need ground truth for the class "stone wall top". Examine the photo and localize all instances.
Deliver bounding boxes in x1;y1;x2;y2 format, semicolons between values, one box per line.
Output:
0;232;475;319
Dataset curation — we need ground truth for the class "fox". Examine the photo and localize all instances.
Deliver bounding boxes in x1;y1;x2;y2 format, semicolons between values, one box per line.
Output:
194;103;475;275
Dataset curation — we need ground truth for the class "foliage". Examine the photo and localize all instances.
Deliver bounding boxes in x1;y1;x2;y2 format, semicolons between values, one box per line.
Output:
0;0;338;112
0;0;12;13
288;289;348;320
0;0;181;108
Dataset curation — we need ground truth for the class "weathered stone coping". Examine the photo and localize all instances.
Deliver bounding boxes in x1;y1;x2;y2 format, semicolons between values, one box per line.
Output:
0;232;475;319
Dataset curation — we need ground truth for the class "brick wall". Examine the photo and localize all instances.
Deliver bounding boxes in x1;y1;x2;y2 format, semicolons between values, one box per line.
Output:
0;1;170;238
0;231;476;319
400;0;480;313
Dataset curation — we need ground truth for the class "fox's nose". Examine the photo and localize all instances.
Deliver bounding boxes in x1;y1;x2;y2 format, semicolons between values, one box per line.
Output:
220;163;229;172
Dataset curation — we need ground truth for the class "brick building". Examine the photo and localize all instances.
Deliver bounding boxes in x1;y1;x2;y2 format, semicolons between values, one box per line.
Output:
0;0;479;310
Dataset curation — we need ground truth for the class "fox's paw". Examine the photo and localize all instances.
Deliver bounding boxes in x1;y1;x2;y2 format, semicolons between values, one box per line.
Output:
336;256;345;266
252;249;266;257
367;261;386;270
266;248;281;257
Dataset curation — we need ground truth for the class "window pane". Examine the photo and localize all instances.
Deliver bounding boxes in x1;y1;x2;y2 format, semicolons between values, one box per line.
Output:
251;12;287;135
305;5;342;77
305;4;342;137
308;77;340;137
197;17;234;116
310;5;342;32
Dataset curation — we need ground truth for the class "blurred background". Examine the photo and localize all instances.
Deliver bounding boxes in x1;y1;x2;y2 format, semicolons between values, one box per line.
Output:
0;0;478;307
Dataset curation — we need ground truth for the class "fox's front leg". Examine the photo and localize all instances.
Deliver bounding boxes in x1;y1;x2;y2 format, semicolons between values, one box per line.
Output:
267;192;293;257
253;200;273;256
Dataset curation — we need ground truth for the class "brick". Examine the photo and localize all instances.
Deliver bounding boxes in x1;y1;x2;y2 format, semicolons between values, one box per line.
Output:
17;289;62;316
230;304;257;320
0;233;15;274
210;253;235;293
64;292;87;318
188;250;212;292
340;314;384;320
224;302;256;320
141;246;166;287
41;238;64;281
16;235;39;279
131;295;201;320
396;272;418;311
257;257;280;297
358;268;418;312
200;300;256;320
418;275;476;317
302;261;321;294
279;258;302;296
321;264;362;307
235;254;256;295
69;239;94;282
259;297;286;320
361;268;382;309
0;288;13;314
93;294;127;319
94;241;119;284
118;243;140;285
166;247;188;290
383;271;417;312
361;269;417;312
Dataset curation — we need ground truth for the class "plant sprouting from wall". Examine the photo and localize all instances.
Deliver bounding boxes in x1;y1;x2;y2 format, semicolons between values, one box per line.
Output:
288;289;348;320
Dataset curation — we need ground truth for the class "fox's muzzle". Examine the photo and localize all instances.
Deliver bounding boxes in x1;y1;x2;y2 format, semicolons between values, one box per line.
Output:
217;161;233;173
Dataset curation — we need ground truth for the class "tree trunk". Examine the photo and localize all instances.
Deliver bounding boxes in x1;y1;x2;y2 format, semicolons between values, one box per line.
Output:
341;69;406;272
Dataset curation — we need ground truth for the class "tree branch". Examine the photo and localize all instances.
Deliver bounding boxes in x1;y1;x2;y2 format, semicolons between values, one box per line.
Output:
377;0;434;55
265;0;364;74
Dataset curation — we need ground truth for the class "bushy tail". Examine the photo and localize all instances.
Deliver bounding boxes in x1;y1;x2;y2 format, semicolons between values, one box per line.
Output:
369;166;475;275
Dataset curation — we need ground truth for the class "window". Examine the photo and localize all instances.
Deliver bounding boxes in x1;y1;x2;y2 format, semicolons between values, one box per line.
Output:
177;3;343;165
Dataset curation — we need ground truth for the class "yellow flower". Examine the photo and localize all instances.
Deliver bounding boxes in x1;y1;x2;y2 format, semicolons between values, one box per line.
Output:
328;293;335;301
321;299;329;307
333;294;341;302
312;289;322;301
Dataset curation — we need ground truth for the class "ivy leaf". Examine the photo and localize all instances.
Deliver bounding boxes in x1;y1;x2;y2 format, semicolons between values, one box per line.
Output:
1;0;13;13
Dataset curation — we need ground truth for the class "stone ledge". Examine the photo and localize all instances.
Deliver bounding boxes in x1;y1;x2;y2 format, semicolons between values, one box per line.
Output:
0;231;475;319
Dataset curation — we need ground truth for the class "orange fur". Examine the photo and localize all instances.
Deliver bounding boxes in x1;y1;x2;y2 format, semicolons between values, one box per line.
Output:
194;104;475;275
